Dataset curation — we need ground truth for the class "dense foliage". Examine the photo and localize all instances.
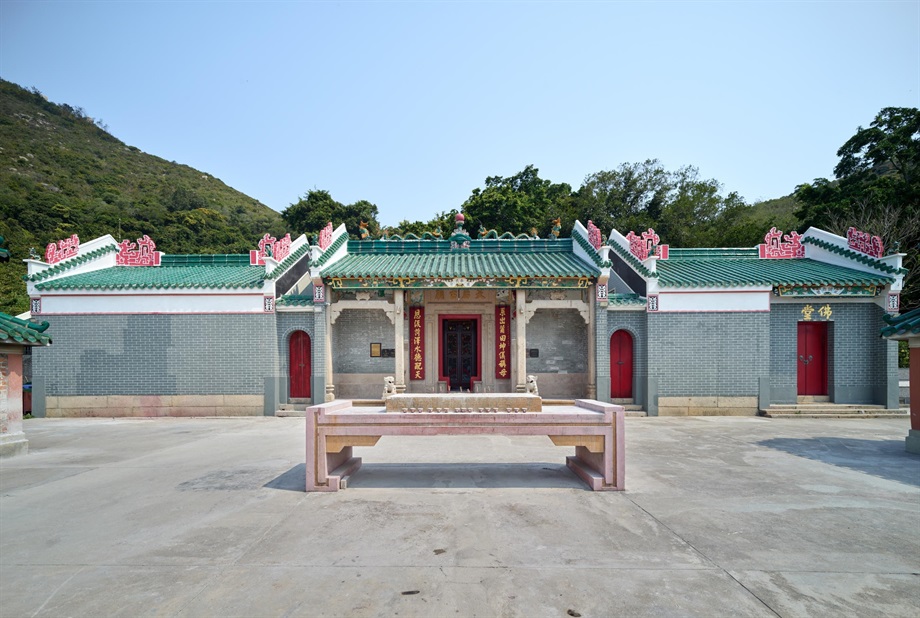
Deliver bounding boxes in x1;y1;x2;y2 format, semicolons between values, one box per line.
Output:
0;79;285;314
795;107;919;310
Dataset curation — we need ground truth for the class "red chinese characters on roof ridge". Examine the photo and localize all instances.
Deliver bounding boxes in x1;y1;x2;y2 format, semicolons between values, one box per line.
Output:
318;222;333;250
45;234;79;264
116;235;161;266
587;221;602;250
758;227;804;259
846;227;883;258
625;228;667;260
250;233;292;266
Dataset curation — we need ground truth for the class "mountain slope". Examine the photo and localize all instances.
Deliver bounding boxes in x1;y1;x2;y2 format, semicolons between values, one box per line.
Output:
0;79;285;314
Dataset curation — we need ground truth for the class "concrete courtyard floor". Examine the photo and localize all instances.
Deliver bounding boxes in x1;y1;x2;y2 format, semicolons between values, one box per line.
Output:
1;416;918;618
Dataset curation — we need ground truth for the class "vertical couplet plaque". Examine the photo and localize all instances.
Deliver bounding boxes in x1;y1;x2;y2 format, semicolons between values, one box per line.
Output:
410;306;425;380
495;305;510;379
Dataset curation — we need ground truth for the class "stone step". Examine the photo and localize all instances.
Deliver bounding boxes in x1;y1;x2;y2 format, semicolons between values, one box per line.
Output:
275;409;306;418
762;407;908;418
612;398;634;405
798;395;831;403
353;400;384;407
278;403;307;411
625;410;648;417
765;412;908;419
767;404;887;410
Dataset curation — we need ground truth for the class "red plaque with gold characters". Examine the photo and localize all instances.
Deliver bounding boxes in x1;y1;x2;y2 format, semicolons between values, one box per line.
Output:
495;305;510;379
410;306;424;380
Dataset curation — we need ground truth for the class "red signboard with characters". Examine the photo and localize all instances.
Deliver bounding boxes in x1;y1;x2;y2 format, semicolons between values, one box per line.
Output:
410;306;425;380
495;305;511;379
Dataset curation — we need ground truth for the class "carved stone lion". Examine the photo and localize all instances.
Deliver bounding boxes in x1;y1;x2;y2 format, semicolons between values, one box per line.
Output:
382;376;397;399
526;374;539;397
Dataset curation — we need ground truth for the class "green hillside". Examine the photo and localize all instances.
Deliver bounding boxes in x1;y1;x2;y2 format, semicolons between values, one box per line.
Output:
0;79;285;314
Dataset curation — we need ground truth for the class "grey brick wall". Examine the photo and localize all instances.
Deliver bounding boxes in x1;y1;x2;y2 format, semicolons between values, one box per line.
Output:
32;314;277;396
595;305;609;402
526;309;588;373
648;312;770;397
769;302;893;404
607;311;648;405
332;308;395;373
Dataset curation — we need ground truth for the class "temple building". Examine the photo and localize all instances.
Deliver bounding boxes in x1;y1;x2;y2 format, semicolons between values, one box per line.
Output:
23;214;906;417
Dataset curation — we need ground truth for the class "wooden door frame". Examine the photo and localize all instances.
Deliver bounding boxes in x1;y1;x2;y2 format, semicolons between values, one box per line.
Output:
289;330;312;398
437;314;481;391
797;321;828;396
610;329;634;399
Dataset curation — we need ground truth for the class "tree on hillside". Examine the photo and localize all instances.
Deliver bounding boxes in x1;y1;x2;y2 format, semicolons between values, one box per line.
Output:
576;161;749;247
282;190;381;239
795;107;919;309
461;165;576;236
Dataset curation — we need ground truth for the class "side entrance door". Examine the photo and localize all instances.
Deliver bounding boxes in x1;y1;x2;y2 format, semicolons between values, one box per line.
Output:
610;330;634;399
289;330;311;398
797;321;827;396
443;319;477;391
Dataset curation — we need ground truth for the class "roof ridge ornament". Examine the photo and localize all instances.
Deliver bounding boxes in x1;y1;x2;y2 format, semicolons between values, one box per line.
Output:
318;222;333;250
250;233;291;266
45;234;79;264
758;227;804;259
625;228;668;260
116;235;162;266
587;220;602;250
846;226;884;258
449;213;471;250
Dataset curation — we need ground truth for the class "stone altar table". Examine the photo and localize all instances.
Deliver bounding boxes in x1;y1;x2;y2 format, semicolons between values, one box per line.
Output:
305;399;625;492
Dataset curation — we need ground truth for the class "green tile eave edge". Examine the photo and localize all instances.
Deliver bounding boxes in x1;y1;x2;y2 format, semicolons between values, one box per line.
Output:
312;234;348;268
25;245;119;282
265;243;312;280
34;278;265;291
0;312;52;345
881;307;920;337
802;236;907;275
572;232;611;268
608;241;654;277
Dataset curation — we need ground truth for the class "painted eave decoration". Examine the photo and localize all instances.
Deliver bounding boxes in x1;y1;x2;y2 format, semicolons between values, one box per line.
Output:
0;312;52;346
880;307;920;339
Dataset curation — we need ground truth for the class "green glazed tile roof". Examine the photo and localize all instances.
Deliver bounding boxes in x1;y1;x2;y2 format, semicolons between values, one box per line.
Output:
25;245;119;282
0;312;52;345
34;254;266;291
658;248;894;288
572;232;611;268
312;233;348;267
607;293;646;306
278;294;315;307
802;236;907;274
881;307;920;338
322;239;598;279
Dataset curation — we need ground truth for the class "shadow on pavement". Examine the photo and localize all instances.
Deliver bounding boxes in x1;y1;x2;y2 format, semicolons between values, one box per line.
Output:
758;437;920;487
264;462;588;491
264;464;306;491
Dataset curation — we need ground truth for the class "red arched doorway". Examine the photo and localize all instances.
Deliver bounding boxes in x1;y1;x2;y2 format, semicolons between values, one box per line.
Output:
289;331;311;398
610;330;633;399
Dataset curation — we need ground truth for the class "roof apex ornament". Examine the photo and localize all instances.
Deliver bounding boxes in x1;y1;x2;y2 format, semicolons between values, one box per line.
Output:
758;227;804;259
359;221;370;240
116;235;161;266
318;222;333;250
586;220;602;250
449;213;471;250
45;234;80;264
625;228;667;260
846;227;883;258
551;218;562;239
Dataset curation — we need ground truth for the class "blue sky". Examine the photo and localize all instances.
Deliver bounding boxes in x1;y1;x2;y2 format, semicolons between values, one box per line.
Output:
2;1;918;226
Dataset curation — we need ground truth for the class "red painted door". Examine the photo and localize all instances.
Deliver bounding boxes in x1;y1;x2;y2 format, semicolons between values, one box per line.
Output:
289;331;311;398
797;322;827;396
610;330;633;399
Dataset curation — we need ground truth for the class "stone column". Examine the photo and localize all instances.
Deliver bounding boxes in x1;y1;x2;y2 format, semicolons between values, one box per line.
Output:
324;304;335;402
515;289;527;393
394;291;406;393
587;293;596;399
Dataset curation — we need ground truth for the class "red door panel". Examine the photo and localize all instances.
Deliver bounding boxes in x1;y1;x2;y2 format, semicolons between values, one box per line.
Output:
797;322;827;396
289;331;311;398
610;330;633;399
